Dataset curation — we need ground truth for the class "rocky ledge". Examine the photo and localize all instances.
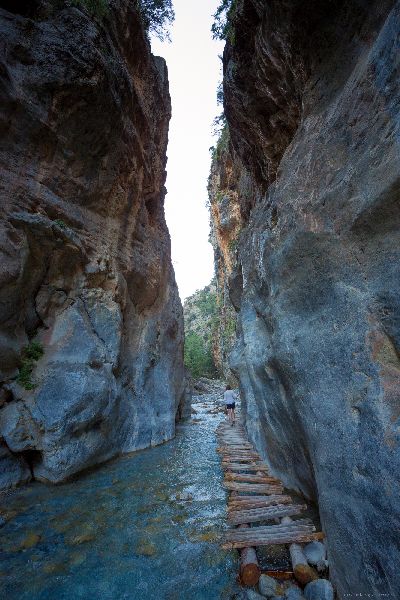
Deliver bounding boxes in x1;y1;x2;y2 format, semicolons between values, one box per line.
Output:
210;0;400;597
0;0;189;490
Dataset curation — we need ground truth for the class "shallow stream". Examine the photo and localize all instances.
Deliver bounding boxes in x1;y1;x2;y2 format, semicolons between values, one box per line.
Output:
0;396;241;599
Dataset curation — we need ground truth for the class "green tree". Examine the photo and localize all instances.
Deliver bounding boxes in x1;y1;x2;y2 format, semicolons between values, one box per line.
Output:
136;0;175;41
184;332;216;379
211;0;237;42
71;0;109;18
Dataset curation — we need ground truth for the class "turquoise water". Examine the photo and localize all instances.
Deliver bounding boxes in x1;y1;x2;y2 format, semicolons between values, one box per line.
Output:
0;398;241;599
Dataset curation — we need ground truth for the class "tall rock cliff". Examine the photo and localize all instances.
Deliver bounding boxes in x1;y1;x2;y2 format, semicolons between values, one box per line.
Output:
208;130;244;378
0;0;187;490
211;0;400;597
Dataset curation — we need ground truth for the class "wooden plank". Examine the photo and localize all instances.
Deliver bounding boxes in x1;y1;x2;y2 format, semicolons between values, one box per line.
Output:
222;532;322;550
228;496;292;511
220;453;260;459
221;456;261;466
221;458;261;464
219;447;257;452
223;520;314;539
228;504;306;525
225;473;280;484
217;446;253;452
221;454;261;459
221;463;269;472
229;494;289;503
218;436;248;441
218;439;249;442
223;482;284;494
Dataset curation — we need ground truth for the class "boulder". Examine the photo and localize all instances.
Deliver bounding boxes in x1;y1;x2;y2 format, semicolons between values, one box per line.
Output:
0;442;31;491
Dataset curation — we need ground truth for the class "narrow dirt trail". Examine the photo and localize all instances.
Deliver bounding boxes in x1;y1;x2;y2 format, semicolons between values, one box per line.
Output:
0;385;241;600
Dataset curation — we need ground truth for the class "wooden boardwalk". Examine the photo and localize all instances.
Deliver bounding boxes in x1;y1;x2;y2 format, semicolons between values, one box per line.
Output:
216;421;324;586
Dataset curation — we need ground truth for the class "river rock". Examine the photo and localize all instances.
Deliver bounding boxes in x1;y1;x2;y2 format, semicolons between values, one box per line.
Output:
258;574;278;597
0;441;31;491
304;579;334;600
284;586;304;600
303;542;326;566
208;1;400;598
0;0;189;489
247;590;266;600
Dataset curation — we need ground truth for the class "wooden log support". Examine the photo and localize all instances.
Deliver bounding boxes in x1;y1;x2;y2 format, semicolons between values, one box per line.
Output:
281;517;319;585
238;524;260;587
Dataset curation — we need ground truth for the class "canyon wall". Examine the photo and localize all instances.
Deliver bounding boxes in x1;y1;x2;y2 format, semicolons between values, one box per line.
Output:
210;0;400;597
0;0;188;490
208;133;243;379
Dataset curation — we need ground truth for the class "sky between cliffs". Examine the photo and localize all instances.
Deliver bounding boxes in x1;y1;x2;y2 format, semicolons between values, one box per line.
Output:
151;0;224;301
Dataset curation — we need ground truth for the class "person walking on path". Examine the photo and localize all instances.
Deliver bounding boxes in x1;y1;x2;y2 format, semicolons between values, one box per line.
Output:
224;385;237;426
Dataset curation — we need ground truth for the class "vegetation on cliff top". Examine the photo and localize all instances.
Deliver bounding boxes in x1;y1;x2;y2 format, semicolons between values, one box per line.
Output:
211;0;237;43
136;0;175;40
71;0;175;40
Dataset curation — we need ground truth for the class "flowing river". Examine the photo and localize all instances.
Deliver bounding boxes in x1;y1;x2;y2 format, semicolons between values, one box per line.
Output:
0;391;242;600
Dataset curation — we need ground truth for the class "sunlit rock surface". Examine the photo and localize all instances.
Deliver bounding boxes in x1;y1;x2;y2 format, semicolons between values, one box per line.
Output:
211;0;400;597
0;0;187;488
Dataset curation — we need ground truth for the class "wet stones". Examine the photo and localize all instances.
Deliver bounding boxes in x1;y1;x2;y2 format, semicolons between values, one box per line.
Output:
303;579;334;600
258;574;279;597
303;541;328;573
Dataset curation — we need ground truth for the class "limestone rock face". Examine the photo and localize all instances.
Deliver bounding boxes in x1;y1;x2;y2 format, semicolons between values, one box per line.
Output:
0;0;187;488
212;0;400;597
208;137;248;378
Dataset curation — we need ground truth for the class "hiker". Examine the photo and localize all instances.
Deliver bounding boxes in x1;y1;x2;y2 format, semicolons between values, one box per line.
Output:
224;384;237;425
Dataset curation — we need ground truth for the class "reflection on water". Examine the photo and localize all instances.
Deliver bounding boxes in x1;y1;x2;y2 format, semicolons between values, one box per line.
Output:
0;399;240;599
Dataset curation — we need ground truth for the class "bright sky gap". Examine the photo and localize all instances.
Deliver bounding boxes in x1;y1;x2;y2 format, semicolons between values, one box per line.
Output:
151;0;224;301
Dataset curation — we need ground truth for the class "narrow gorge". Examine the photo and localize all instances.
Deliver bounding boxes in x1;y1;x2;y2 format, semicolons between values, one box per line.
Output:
0;1;399;599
